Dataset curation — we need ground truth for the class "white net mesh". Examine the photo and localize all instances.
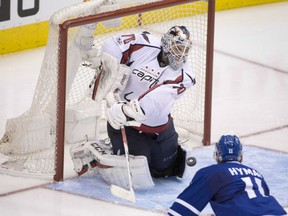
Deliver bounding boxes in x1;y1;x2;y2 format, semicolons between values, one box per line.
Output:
0;0;212;178
0;1;105;178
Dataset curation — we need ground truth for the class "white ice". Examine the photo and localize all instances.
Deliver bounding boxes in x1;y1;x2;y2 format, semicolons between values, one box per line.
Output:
0;2;288;215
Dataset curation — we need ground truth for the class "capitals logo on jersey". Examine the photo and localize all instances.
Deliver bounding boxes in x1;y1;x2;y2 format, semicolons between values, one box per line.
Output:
131;66;161;88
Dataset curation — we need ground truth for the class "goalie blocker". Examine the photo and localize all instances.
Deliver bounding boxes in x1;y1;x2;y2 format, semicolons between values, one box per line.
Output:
70;138;189;190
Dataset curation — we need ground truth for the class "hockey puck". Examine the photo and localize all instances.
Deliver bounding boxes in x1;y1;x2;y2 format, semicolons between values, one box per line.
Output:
186;157;197;166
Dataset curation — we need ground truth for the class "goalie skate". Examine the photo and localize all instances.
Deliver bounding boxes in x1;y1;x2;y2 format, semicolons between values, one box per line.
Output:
70;139;113;176
70;142;98;176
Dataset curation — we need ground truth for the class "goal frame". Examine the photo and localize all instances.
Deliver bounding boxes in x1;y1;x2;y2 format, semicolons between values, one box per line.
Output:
56;0;215;181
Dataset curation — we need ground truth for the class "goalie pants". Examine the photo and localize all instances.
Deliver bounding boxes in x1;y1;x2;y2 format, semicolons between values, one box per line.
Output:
107;119;179;176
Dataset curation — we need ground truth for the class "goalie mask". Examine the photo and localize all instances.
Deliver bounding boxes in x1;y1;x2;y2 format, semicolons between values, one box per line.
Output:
214;135;243;163
161;26;192;70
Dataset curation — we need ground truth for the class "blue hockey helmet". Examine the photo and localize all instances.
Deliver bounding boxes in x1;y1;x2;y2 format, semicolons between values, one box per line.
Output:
214;135;243;163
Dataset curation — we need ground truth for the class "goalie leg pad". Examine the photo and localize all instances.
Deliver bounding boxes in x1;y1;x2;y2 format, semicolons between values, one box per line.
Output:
173;145;187;178
150;145;187;179
87;140;154;190
97;155;155;190
98;155;154;189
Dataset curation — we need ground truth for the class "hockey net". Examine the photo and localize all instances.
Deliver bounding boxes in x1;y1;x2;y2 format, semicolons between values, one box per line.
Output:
0;0;214;180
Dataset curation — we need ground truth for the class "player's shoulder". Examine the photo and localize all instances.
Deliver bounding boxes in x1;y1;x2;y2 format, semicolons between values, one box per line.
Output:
135;31;160;46
113;31;160;47
190;164;223;185
176;63;195;85
166;63;194;77
217;161;262;176
182;63;194;75
197;163;241;177
196;164;220;177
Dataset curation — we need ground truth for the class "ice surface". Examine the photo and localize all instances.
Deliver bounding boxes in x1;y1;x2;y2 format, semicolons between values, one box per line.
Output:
48;146;288;214
1;2;288;215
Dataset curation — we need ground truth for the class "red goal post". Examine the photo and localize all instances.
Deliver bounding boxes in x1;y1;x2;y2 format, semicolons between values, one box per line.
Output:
0;0;215;181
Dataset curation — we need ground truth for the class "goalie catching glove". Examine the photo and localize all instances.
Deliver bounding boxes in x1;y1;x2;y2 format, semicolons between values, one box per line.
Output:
94;52;130;106
107;99;146;130
70;139;154;189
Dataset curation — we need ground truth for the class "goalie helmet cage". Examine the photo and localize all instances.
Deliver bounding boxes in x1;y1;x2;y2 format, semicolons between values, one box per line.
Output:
0;0;215;181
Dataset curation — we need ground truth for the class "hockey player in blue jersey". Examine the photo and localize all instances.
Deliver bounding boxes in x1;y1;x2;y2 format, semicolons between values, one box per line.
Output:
168;135;287;216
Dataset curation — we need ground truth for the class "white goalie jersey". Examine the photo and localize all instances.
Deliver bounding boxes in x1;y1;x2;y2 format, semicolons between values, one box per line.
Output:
101;32;196;133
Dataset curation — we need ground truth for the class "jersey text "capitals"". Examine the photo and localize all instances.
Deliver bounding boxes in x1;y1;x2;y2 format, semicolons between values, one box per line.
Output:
132;69;159;88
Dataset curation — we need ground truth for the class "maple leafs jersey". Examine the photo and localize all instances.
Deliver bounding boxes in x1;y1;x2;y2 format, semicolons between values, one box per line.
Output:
168;161;287;216
101;32;196;132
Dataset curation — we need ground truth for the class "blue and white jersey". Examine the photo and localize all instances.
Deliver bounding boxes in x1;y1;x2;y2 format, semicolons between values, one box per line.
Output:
168;161;287;216
101;32;195;133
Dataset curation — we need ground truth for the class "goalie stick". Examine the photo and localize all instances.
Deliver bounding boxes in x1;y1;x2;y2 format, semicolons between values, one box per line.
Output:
110;126;136;203
87;50;136;201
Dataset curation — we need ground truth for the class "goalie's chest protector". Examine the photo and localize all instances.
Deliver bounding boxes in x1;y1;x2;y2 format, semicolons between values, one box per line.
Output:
113;33;180;102
120;46;176;101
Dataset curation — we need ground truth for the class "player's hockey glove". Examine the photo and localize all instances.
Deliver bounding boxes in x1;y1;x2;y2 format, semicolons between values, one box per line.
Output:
107;99;146;130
